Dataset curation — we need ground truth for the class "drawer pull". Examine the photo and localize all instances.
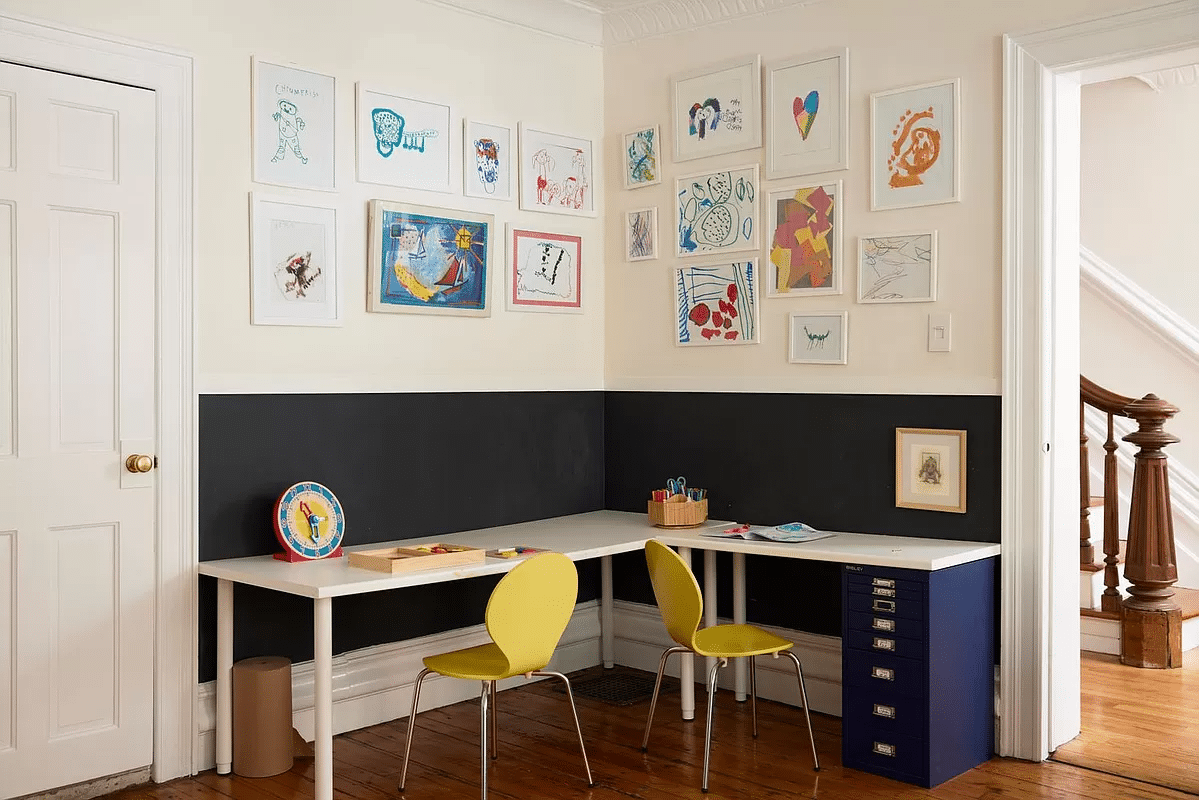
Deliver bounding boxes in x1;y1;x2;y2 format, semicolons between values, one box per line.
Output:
872;617;895;632
872;599;896;613
872;637;896;651
872;586;896;597
873;741;897;758
871;577;895;588
871;666;894;681
872;703;896;719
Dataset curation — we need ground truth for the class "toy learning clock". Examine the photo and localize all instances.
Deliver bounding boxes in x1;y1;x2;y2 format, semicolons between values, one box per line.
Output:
273;481;346;562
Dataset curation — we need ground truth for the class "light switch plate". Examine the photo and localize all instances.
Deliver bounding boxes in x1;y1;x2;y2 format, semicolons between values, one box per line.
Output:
928;312;951;352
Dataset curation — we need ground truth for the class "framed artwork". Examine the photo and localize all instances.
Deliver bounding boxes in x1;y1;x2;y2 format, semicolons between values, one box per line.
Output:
251;58;336;191
671;55;762;162
518;124;595;216
367;200;492;317
674;260;759;346
506;226;582;313
871;78;961;211
766;180;842;297
765;48;849;179
895;427;967;513
249;193;340;326
463;119;513;200
676;164;759;258
356;84;451;192
622;125;661;188
858;231;937;303
788;311;847;364
625;207;658;262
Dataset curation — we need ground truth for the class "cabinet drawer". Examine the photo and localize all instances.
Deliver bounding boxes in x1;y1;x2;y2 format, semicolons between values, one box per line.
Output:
846;590;924;621
843;689;928;739
846;610;923;641
843;727;927;785
845;571;925;595
846;629;924;660
843;650;926;698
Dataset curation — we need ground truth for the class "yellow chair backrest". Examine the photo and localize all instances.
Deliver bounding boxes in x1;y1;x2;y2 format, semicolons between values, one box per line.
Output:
644;540;702;649
486;551;579;675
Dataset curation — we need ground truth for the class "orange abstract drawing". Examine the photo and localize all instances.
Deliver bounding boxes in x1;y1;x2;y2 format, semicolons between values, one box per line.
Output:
887;106;940;188
769;185;834;291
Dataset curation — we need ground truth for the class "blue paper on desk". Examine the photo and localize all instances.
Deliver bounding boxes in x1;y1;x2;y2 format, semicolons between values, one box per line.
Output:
704;522;835;543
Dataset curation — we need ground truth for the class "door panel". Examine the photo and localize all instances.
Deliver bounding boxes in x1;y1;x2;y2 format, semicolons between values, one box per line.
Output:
0;61;156;798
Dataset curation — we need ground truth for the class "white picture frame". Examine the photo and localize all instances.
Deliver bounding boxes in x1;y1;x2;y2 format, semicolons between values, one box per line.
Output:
622;125;662;189
674;260;760;346
671;55;762;162
463;119;513;200
251;58;336;191
675;163;759;258
858;231;938;303
788;311;847;364
625;207;658;262
356;84;451;192
765;48;849;179
249;193;340;326
506;224;583;314
870;78;961;211
765;180;843;297
518;124;595;216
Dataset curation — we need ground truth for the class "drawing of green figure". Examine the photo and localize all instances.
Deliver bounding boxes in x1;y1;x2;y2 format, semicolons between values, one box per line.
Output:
272;99;308;164
917;453;942;485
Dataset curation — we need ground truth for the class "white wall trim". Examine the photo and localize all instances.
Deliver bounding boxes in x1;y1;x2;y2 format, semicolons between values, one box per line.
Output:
1080;246;1199;371
1003;0;1199;762
603;375;1000;395
1135;64;1199;90
601;0;835;45
422;0;604;46
0;11;198;784
196;373;605;395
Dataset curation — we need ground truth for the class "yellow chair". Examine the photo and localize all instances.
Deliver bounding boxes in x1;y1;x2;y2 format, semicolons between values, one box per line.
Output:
398;551;593;799
641;539;819;792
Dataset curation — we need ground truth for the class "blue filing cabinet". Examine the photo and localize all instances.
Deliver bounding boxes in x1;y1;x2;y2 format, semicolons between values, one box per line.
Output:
841;557;996;787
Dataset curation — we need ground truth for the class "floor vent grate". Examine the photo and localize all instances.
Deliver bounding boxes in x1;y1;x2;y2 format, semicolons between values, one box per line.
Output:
557;671;677;706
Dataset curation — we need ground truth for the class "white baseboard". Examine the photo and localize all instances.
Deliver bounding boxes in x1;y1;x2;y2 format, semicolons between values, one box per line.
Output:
193;600;845;772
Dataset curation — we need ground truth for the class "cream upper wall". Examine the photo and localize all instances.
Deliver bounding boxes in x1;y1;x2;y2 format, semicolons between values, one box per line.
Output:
601;0;1160;395
1081;77;1199;327
0;0;606;393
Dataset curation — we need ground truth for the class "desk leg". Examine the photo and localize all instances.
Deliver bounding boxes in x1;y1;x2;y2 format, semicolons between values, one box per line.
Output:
677;546;694;721
215;579;233;775
601;555;614;668
703;550;717;689
314;597;333;800
733;552;747;701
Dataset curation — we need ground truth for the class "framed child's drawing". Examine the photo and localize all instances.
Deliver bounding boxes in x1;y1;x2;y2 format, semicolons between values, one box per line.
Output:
252;58;336;191
367;200;492;316
356;84;451;192
625;207;658;262
676;164;759;258
870;78;960;211
766;180;842;297
671;55;762;162
506;226;582;313
788;311;847;364
518;124;595;216
249;193;340;326
463;119;513;200
674;260;759;346
858;231;937;303
622;125;661;188
764;48;849;179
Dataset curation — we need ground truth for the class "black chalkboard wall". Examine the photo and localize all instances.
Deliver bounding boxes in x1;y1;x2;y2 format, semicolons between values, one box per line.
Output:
198;391;1000;682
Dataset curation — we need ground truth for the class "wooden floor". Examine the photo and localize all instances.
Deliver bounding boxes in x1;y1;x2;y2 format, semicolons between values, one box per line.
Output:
1051;648;1199;795
103;664;1199;800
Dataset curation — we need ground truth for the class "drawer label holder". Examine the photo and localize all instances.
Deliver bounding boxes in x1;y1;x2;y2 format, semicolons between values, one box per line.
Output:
871;665;895;681
872;703;896;719
872;598;896;613
872;636;896;651
872;741;897;757
872;577;896;588
872;617;895;632
872;586;896;597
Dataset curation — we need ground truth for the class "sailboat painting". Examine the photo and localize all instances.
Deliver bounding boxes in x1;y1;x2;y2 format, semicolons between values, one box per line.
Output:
368;200;493;316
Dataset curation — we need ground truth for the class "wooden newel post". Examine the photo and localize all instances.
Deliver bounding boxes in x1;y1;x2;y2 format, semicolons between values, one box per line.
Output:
1120;393;1182;669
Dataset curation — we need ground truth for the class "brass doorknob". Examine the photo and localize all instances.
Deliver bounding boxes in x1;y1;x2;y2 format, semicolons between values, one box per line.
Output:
125;454;154;474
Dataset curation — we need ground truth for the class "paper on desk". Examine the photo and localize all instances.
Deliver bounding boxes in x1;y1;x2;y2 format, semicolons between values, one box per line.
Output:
704;522;835;544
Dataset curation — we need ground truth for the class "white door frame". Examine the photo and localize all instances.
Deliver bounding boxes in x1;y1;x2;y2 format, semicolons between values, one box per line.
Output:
1001;0;1199;762
0;13;196;782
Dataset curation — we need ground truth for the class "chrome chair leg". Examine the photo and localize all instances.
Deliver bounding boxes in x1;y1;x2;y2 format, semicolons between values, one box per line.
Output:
489;680;498;760
749;656;758;738
781;650;820;771
642;645;689;752
399;667;432;791
533;670;594;787
702;657;727;793
479;681;490;800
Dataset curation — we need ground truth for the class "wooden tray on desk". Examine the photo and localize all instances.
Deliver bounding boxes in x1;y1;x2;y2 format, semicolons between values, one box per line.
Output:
648;497;707;528
347;543;484;574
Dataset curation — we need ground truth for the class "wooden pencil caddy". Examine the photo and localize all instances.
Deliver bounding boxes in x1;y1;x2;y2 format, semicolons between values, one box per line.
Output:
648;495;708;528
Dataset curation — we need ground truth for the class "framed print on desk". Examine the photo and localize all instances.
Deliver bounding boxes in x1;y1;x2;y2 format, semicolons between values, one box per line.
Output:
671;55;761;162
895;427;967;513
249;193;340;326
764;48;849;179
870;78;960;211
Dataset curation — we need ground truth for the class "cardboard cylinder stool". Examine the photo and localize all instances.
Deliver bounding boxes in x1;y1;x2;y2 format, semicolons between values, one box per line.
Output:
232;656;294;777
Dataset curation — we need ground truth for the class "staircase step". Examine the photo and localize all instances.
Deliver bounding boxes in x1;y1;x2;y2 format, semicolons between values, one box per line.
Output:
1080;538;1127;574
1179;587;1199;621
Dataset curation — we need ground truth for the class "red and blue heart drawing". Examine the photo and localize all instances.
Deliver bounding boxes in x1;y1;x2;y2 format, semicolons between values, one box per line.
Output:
793;91;819;140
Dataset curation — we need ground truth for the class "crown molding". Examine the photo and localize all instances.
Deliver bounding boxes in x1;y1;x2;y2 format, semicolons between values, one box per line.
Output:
1134;64;1199;90
423;0;604;46
602;0;834;45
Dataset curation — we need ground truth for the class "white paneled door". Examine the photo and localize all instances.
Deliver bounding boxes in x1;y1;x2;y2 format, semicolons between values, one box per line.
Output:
0;62;157;798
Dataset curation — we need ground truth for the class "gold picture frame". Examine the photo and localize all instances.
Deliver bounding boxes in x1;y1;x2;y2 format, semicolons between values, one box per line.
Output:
895;427;966;513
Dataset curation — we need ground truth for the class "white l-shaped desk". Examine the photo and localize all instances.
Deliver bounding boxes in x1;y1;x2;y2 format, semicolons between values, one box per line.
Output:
198;511;999;800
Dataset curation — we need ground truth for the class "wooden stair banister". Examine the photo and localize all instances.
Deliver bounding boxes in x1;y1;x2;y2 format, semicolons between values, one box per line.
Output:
1080;376;1134;612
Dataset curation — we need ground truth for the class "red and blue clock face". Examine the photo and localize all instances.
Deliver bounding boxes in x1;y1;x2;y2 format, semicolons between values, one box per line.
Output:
273;482;345;561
